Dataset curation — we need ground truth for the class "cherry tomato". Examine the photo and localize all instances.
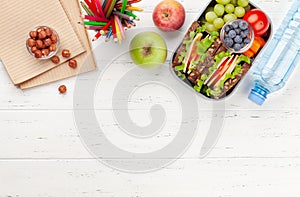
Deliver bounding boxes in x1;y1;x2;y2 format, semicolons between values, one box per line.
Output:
243;9;270;36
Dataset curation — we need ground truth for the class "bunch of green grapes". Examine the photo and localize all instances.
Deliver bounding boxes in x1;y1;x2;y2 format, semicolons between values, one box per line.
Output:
205;0;249;32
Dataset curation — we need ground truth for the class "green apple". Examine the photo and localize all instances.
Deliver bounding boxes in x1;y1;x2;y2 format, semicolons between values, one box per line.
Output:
129;31;167;69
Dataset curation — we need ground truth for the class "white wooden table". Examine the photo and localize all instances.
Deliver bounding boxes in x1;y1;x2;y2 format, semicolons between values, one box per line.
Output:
1;0;299;196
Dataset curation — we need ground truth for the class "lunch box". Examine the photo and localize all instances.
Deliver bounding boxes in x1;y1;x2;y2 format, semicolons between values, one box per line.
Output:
171;0;273;100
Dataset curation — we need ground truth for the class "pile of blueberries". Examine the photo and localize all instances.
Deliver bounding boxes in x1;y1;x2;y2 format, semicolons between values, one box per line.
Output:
223;20;252;51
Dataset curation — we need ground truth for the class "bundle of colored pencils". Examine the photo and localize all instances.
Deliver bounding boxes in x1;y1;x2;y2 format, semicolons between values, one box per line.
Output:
80;0;143;43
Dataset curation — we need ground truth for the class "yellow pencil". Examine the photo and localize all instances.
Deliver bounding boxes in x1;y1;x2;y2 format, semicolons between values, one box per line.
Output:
125;6;144;12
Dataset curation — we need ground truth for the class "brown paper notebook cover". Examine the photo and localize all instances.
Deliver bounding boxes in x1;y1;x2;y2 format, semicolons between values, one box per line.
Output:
0;0;85;85
19;0;97;90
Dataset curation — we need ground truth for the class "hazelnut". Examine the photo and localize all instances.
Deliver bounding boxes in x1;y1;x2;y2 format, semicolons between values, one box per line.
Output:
38;30;47;40
27;38;36;47
44;38;52;47
62;49;71;58
41;49;50;57
36;27;44;33
51;55;60;64
45;28;53;37
31;46;38;53
49;44;57;52
51;34;58;43
58;85;67;94
68;59;77;68
36;40;43;48
34;50;42;58
29;31;37;39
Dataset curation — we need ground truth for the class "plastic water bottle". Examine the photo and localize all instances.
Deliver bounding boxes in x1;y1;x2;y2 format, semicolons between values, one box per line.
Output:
248;0;300;105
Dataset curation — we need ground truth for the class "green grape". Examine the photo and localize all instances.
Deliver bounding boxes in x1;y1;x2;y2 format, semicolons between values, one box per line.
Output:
216;0;231;5
205;11;218;23
237;0;249;7
234;6;245;17
225;4;235;13
244;4;251;12
230;0;237;5
223;13;237;22
213;18;224;29
205;22;217;32
214;4;225;16
205;7;214;14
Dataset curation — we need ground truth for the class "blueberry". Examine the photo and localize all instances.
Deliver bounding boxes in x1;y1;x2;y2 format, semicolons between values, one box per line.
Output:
239;20;249;30
244;38;251;44
235;28;241;35
234;35;243;43
240;31;248;38
224;25;232;33
228;30;236;38
233;43;242;51
224;37;234;47
232;21;239;29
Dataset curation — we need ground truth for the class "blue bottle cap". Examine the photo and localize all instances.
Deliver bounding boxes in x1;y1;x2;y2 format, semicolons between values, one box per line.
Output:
248;85;269;105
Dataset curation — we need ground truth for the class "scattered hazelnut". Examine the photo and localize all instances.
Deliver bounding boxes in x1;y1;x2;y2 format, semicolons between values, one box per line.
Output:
62;49;71;58
31;46;38;53
38;30;47;40
36;40;43;49
29;31;37;39
49;44;57;52
68;59;77;68
58;85;67;94
42;49;50;57
27;38;36;47
51;34;58;43
51;55;60;64
34;50;43;58
45;28;53;37
44;38;52;47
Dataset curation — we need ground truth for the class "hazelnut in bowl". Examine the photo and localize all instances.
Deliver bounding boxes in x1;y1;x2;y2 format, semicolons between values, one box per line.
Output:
26;26;60;59
220;19;254;53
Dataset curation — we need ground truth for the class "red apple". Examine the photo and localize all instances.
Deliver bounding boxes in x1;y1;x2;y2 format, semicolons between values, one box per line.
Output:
152;0;186;32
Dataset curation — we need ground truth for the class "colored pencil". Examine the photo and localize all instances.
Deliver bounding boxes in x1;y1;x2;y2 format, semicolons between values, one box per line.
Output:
103;0;113;15
85;26;104;30
114;18;122;43
124;6;143;12
120;0;128;13
124;11;139;20
105;0;117;18
101;20;112;32
111;17;118;42
80;1;94;16
86;0;99;16
105;29;113;42
116;0;141;6
114;15;126;39
81;14;109;22
84;21;108;26
113;11;134;21
102;0;107;9
95;0;105;18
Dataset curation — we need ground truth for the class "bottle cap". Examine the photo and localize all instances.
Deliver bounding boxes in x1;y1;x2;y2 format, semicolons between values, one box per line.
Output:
248;85;269;105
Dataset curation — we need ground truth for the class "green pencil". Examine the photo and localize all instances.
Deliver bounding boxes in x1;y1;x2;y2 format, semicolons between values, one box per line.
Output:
80;1;94;16
120;0;128;14
84;21;108;26
105;0;117;18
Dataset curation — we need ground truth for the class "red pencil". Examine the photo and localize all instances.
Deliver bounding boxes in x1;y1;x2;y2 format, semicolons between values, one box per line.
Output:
95;0;105;18
103;0;113;16
85;0;99;16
